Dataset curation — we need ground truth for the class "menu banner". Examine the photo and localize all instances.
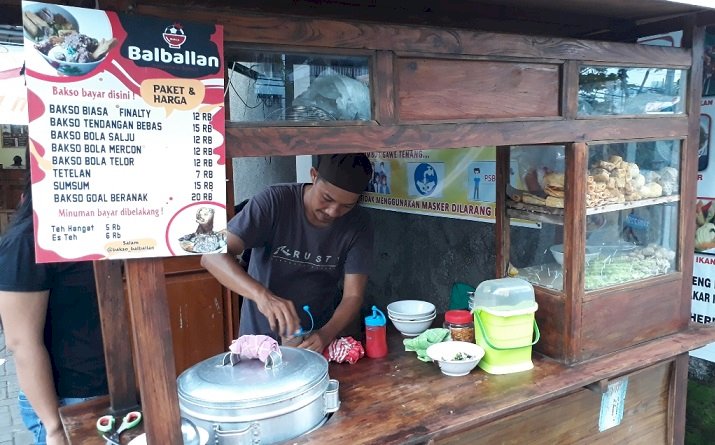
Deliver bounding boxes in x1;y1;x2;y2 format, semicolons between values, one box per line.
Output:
689;27;715;360
23;1;226;263
691;99;715;360
361;147;532;225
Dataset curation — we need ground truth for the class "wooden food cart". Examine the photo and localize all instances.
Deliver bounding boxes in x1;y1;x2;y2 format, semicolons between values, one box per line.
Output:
4;0;715;443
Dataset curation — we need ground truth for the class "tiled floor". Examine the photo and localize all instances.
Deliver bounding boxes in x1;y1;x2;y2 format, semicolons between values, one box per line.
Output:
0;327;34;445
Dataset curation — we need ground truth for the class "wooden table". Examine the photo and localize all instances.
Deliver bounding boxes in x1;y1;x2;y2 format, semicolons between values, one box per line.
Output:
60;396;143;444
60;323;715;444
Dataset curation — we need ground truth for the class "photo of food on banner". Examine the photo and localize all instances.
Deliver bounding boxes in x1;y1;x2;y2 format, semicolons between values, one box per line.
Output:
177;206;228;254
696;198;715;254
23;3;117;77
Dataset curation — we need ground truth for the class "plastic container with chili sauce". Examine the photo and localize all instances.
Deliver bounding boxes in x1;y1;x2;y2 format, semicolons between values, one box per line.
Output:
365;305;388;358
444;310;475;343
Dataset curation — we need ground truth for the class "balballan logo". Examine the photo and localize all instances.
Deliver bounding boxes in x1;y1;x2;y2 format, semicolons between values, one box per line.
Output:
163;22;187;49
126;22;219;68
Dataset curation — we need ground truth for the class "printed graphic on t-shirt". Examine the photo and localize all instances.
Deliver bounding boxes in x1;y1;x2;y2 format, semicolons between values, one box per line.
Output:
272;245;340;269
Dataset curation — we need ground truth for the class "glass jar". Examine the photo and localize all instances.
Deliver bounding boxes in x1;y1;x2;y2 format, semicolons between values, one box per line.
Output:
443;310;475;343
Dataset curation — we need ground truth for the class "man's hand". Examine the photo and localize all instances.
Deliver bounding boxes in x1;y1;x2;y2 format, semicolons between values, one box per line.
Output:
298;329;331;353
254;291;301;338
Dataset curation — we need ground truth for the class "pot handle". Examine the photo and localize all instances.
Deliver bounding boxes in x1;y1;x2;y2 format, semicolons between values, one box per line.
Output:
215;421;260;445
324;379;341;414
220;351;283;369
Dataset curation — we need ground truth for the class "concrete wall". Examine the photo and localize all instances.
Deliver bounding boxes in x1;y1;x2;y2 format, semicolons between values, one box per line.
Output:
233;156;297;205
363;210;494;312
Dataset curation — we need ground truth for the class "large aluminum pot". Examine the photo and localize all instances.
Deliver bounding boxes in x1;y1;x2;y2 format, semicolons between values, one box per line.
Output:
177;347;340;445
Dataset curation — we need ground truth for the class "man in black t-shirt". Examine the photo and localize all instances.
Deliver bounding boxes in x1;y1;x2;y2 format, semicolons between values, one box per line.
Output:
202;154;374;353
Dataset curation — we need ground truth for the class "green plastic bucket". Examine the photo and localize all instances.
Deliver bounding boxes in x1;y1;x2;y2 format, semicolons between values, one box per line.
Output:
473;303;539;374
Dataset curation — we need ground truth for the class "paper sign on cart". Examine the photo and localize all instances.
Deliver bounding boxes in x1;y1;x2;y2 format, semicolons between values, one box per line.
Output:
598;377;629;432
22;1;226;263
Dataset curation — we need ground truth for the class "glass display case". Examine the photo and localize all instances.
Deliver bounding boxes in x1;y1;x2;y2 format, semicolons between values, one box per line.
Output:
225;49;371;123
506;139;681;292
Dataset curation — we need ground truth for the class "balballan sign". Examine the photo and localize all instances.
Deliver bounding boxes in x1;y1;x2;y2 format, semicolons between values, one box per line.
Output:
127;23;219;68
120;17;221;78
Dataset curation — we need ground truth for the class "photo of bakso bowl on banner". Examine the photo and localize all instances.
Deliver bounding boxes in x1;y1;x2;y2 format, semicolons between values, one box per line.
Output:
23;3;117;76
166;204;228;255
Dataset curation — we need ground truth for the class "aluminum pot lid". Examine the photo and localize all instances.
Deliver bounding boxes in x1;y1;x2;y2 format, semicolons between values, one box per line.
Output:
177;346;329;408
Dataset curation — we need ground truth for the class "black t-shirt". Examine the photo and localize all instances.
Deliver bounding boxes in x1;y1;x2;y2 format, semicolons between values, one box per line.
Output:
0;218;108;398
229;183;373;338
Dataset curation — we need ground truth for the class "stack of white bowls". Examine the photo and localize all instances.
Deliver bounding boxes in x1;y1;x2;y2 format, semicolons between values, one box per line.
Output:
386;300;436;337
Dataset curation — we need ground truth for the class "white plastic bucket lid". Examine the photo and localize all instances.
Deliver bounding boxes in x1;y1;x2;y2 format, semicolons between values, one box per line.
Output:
472;277;535;310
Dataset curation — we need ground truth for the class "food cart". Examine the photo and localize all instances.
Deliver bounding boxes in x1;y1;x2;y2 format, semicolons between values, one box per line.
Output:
5;0;715;443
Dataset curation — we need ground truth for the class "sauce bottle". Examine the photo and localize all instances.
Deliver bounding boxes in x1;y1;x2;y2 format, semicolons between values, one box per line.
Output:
365;305;388;358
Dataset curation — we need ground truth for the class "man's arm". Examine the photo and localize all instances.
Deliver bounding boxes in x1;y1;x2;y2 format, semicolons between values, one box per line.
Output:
299;273;368;353
0;290;68;445
200;232;300;337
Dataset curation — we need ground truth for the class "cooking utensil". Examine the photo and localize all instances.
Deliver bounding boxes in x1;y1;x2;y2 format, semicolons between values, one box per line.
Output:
97;411;142;444
178;346;340;444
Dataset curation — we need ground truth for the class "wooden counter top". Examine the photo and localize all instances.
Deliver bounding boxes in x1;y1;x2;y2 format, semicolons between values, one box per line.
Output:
287;322;715;445
60;323;715;445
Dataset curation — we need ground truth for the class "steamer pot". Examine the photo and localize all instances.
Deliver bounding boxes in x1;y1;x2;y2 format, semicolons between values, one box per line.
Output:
177;347;340;445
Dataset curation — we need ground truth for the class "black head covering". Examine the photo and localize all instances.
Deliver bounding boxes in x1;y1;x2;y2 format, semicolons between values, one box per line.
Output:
317;153;373;193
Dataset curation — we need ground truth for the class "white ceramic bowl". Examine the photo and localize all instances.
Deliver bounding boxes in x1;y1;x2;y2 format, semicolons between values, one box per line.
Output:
387;300;436;318
426;341;485;376
38;49;104;76
388;314;435;337
549;244;599;266
387;309;436;322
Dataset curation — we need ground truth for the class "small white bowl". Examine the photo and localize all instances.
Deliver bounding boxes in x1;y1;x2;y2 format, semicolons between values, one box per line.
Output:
426;341;485;376
549;244;599;266
388;314;435;337
387;300;436;318
387;310;436;322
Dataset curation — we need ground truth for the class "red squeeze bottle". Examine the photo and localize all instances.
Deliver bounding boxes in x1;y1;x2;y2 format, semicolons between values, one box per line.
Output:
365;305;388;358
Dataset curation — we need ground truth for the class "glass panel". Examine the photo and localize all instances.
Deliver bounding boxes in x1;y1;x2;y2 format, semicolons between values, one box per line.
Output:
585;140;680;290
507;145;567;291
506;141;681;292
584;203;678;290
510;222;565;291
226;49;371;123
578;66;686;116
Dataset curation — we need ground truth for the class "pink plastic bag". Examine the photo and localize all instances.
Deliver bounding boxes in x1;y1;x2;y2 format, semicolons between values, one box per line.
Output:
229;335;281;363
323;337;364;364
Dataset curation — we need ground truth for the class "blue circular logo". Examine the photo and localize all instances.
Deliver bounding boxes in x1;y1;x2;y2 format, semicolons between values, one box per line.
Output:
414;163;438;196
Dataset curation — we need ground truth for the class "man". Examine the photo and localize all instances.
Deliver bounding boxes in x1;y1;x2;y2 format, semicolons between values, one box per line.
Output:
9;155;24;169
202;153;374;353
